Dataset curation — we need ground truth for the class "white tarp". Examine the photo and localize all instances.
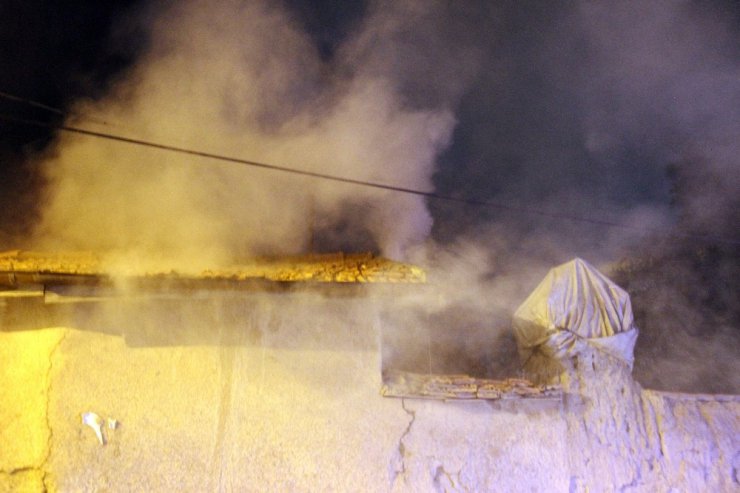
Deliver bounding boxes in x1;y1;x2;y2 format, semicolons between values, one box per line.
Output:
513;258;638;368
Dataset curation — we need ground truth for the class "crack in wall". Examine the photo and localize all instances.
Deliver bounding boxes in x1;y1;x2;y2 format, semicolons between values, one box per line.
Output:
390;398;416;488
2;465;38;475
40;330;67;493
433;463;465;493
0;469;45;493
2;330;68;491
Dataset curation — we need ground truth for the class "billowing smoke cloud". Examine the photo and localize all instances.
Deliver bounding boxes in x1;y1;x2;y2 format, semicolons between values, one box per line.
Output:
570;1;739;393
24;0;738;392
433;1;738;242
31;0;462;271
576;1;739;234
387;1;739;390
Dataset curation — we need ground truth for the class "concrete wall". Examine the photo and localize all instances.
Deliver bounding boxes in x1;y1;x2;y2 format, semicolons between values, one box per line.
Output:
559;348;738;492
1;292;738;492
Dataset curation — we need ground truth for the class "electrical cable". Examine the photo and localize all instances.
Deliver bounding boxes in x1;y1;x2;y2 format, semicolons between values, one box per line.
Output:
0;91;65;116
1;112;738;246
0;91;115;127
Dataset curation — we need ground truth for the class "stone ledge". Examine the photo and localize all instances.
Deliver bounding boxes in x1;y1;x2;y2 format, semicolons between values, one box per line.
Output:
0;250;426;287
381;370;562;401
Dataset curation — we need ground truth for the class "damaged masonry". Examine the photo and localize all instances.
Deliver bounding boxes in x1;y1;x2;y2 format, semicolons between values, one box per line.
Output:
0;251;738;491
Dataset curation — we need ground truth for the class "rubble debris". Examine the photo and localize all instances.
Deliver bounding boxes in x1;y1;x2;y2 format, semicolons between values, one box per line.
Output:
380;371;562;401
0;250;425;287
81;412;119;445
81;412;105;445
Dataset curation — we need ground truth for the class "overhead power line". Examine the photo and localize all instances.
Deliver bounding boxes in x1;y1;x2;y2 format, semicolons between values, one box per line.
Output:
0;91;65;116
0;91;115;128
1;112;738;246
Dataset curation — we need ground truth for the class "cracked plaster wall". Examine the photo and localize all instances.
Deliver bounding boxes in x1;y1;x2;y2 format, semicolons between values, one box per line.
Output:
0;328;66;493
0;296;738;492
560;348;739;492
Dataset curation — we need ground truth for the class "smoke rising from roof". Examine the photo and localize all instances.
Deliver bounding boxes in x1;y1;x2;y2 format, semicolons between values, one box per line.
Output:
16;1;739;391
383;0;739;391
31;0;461;270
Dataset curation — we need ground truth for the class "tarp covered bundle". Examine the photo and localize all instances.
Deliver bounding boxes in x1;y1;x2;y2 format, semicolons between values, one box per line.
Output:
513;258;638;368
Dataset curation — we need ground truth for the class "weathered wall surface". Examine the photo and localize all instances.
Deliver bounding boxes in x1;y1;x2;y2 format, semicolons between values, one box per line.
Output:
560;348;739;492
1;294;738;492
0;328;64;493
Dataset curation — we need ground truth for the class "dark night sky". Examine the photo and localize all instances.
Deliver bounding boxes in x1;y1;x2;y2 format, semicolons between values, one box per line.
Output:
0;0;145;238
0;0;738;391
1;0;737;244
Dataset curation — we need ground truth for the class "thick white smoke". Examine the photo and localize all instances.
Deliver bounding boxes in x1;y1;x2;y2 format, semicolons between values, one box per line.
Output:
32;0;458;271
385;0;740;388
25;0;738;391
